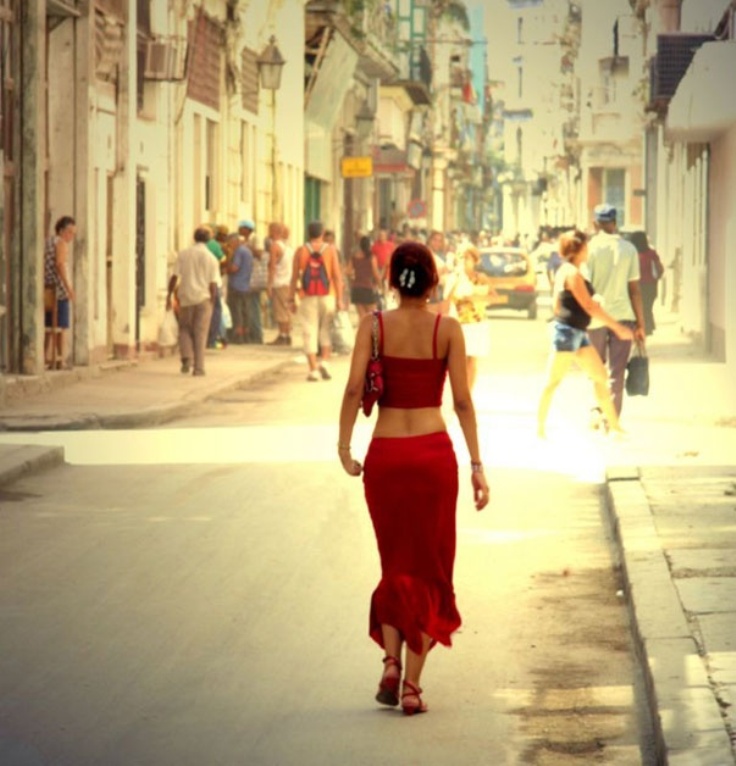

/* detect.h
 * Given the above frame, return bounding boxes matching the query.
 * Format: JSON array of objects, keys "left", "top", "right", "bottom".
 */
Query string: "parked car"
[{"left": 475, "top": 246, "right": 538, "bottom": 319}]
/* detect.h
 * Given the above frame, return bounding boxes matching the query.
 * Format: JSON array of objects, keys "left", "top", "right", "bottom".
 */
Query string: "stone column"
[
  {"left": 111, "top": 0, "right": 137, "bottom": 358},
  {"left": 73, "top": 1, "right": 93, "bottom": 365},
  {"left": 19, "top": 0, "right": 46, "bottom": 374}
]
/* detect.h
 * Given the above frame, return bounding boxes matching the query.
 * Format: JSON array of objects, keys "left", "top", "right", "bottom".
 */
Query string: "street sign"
[
  {"left": 407, "top": 199, "right": 427, "bottom": 219},
  {"left": 341, "top": 156, "right": 373, "bottom": 178}
]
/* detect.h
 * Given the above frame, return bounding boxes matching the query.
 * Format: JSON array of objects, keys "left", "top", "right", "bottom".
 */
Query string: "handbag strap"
[
  {"left": 632, "top": 339, "right": 647, "bottom": 358},
  {"left": 371, "top": 311, "right": 383, "bottom": 359}
]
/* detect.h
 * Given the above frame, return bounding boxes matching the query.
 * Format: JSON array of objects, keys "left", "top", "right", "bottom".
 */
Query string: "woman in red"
[{"left": 338, "top": 242, "right": 489, "bottom": 715}]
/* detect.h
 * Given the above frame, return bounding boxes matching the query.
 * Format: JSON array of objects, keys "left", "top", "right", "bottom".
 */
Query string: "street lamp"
[
  {"left": 257, "top": 36, "right": 286, "bottom": 221},
  {"left": 257, "top": 35, "right": 285, "bottom": 90}
]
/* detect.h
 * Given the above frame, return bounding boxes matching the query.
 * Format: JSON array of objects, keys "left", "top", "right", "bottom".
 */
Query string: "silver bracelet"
[{"left": 471, "top": 461, "right": 483, "bottom": 473}]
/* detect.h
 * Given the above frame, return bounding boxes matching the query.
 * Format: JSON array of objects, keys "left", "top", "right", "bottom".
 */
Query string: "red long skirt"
[{"left": 363, "top": 431, "right": 460, "bottom": 654}]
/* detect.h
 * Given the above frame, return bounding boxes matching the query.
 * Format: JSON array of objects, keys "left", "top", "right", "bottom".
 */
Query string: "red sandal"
[
  {"left": 401, "top": 680, "right": 428, "bottom": 716},
  {"left": 375, "top": 655, "right": 401, "bottom": 707}
]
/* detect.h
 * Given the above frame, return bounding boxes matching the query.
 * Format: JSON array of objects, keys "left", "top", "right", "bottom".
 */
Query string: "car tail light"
[{"left": 514, "top": 284, "right": 535, "bottom": 292}]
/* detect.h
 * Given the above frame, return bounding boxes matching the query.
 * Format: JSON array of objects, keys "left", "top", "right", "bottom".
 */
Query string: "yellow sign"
[{"left": 341, "top": 156, "right": 373, "bottom": 178}]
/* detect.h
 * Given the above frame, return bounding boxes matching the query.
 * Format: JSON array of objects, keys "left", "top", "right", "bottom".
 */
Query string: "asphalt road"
[{"left": 0, "top": 313, "right": 657, "bottom": 765}]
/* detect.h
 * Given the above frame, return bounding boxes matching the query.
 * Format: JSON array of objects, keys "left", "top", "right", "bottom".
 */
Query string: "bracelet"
[
  {"left": 470, "top": 461, "right": 483, "bottom": 473},
  {"left": 338, "top": 442, "right": 351, "bottom": 452}
]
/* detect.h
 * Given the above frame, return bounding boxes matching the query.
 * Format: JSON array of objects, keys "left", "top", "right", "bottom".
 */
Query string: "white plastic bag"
[
  {"left": 158, "top": 309, "right": 179, "bottom": 347},
  {"left": 331, "top": 310, "right": 355, "bottom": 354},
  {"left": 221, "top": 300, "right": 233, "bottom": 331}
]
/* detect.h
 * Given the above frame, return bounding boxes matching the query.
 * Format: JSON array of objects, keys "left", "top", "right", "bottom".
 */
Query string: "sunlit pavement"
[{"left": 0, "top": 308, "right": 735, "bottom": 764}]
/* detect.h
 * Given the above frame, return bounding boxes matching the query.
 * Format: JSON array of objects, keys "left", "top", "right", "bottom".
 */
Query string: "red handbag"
[{"left": 362, "top": 312, "right": 384, "bottom": 416}]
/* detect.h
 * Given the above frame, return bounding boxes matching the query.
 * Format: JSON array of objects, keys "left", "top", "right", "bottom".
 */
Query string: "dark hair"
[
  {"left": 307, "top": 221, "right": 324, "bottom": 240},
  {"left": 389, "top": 241, "right": 438, "bottom": 297},
  {"left": 628, "top": 230, "right": 650, "bottom": 253},
  {"left": 193, "top": 226, "right": 212, "bottom": 243},
  {"left": 559, "top": 228, "right": 588, "bottom": 260},
  {"left": 55, "top": 216, "right": 76, "bottom": 234},
  {"left": 359, "top": 235, "right": 371, "bottom": 258}
]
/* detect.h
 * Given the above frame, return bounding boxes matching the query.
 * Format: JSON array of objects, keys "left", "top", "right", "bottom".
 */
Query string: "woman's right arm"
[
  {"left": 446, "top": 319, "right": 489, "bottom": 511},
  {"left": 567, "top": 271, "right": 633, "bottom": 340}
]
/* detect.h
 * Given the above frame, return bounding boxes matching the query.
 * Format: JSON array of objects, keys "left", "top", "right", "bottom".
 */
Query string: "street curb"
[
  {"left": 605, "top": 469, "right": 735, "bottom": 765},
  {"left": 0, "top": 444, "right": 65, "bottom": 488},
  {"left": 0, "top": 357, "right": 296, "bottom": 432}
]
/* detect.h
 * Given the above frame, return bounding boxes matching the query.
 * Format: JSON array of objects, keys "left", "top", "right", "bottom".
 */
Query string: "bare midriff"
[{"left": 372, "top": 406, "right": 447, "bottom": 439}]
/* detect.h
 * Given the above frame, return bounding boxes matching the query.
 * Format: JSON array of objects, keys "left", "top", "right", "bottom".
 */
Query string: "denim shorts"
[
  {"left": 551, "top": 320, "right": 591, "bottom": 352},
  {"left": 44, "top": 298, "right": 70, "bottom": 329}
]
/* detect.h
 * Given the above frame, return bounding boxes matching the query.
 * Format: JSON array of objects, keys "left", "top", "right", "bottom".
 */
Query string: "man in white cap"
[{"left": 586, "top": 203, "right": 646, "bottom": 424}]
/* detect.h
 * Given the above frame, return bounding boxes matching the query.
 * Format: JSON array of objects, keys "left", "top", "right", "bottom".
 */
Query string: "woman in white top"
[{"left": 443, "top": 247, "right": 496, "bottom": 391}]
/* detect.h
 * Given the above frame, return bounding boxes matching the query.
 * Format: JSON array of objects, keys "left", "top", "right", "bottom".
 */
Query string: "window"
[
  {"left": 192, "top": 115, "right": 220, "bottom": 219},
  {"left": 137, "top": 0, "right": 151, "bottom": 36},
  {"left": 516, "top": 127, "right": 523, "bottom": 166},
  {"left": 603, "top": 168, "right": 626, "bottom": 226},
  {"left": 517, "top": 63, "right": 523, "bottom": 99},
  {"left": 205, "top": 119, "right": 218, "bottom": 215},
  {"left": 598, "top": 57, "right": 629, "bottom": 107},
  {"left": 241, "top": 47, "right": 259, "bottom": 114}
]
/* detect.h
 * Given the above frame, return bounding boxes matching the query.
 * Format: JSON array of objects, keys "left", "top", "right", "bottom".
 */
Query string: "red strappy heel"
[
  {"left": 375, "top": 655, "right": 402, "bottom": 707},
  {"left": 401, "top": 680, "right": 428, "bottom": 716}
]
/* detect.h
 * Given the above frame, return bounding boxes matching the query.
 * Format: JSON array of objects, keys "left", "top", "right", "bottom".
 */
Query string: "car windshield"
[{"left": 478, "top": 251, "right": 529, "bottom": 277}]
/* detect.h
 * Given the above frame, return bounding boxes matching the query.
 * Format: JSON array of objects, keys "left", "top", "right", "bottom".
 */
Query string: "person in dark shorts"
[
  {"left": 44, "top": 216, "right": 76, "bottom": 370},
  {"left": 346, "top": 235, "right": 381, "bottom": 320}
]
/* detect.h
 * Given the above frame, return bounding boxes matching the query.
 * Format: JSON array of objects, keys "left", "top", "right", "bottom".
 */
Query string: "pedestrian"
[
  {"left": 166, "top": 226, "right": 219, "bottom": 376},
  {"left": 204, "top": 226, "right": 225, "bottom": 349},
  {"left": 226, "top": 220, "right": 255, "bottom": 344},
  {"left": 628, "top": 230, "right": 664, "bottom": 336},
  {"left": 247, "top": 228, "right": 269, "bottom": 344},
  {"left": 586, "top": 203, "right": 646, "bottom": 423},
  {"left": 266, "top": 222, "right": 293, "bottom": 346},
  {"left": 288, "top": 221, "right": 344, "bottom": 382},
  {"left": 371, "top": 226, "right": 395, "bottom": 298},
  {"left": 44, "top": 215, "right": 76, "bottom": 370},
  {"left": 426, "top": 229, "right": 450, "bottom": 314},
  {"left": 443, "top": 245, "right": 496, "bottom": 391},
  {"left": 337, "top": 241, "right": 489, "bottom": 716},
  {"left": 536, "top": 229, "right": 633, "bottom": 439},
  {"left": 346, "top": 235, "right": 381, "bottom": 320}
]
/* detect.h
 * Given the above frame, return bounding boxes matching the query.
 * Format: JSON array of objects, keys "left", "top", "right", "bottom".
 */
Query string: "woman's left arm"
[
  {"left": 338, "top": 314, "right": 373, "bottom": 476},
  {"left": 370, "top": 255, "right": 381, "bottom": 285}
]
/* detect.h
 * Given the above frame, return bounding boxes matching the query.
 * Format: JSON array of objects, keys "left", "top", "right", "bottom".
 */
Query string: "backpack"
[{"left": 301, "top": 243, "right": 330, "bottom": 296}]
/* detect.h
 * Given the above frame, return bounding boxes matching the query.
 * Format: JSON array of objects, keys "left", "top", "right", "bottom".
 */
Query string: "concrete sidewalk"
[
  {"left": 0, "top": 331, "right": 301, "bottom": 432},
  {"left": 0, "top": 312, "right": 735, "bottom": 764}
]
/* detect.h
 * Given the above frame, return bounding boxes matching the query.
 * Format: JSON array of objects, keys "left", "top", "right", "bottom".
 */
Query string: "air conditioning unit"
[{"left": 143, "top": 36, "right": 188, "bottom": 81}]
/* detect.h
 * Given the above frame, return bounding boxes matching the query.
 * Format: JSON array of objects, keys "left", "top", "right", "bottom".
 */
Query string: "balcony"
[
  {"left": 648, "top": 33, "right": 714, "bottom": 114},
  {"left": 389, "top": 45, "right": 432, "bottom": 106},
  {"left": 305, "top": 0, "right": 398, "bottom": 85}
]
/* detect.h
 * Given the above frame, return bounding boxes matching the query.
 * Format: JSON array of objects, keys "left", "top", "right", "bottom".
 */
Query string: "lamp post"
[{"left": 257, "top": 35, "right": 285, "bottom": 223}]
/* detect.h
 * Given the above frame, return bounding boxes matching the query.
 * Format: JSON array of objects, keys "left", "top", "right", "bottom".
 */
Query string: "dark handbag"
[
  {"left": 362, "top": 312, "right": 384, "bottom": 416},
  {"left": 625, "top": 341, "right": 649, "bottom": 396}
]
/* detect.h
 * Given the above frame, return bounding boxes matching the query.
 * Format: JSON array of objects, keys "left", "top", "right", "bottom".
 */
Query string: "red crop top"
[{"left": 377, "top": 312, "right": 448, "bottom": 409}]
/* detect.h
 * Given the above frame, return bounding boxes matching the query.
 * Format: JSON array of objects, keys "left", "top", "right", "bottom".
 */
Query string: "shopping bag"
[
  {"left": 331, "top": 310, "right": 355, "bottom": 355},
  {"left": 625, "top": 342, "right": 649, "bottom": 396},
  {"left": 158, "top": 309, "right": 179, "bottom": 347},
  {"left": 221, "top": 301, "right": 233, "bottom": 331}
]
